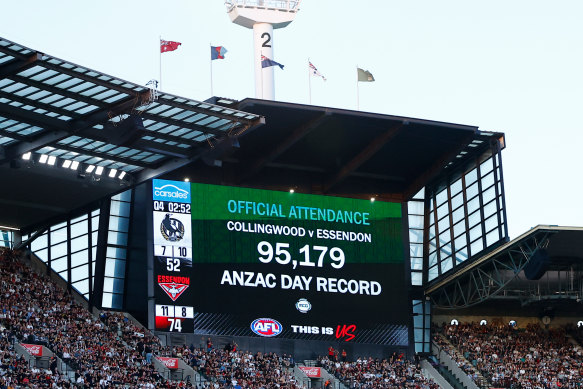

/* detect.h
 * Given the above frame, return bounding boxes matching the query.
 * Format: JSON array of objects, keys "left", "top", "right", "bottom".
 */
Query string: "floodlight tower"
[{"left": 226, "top": 0, "right": 301, "bottom": 100}]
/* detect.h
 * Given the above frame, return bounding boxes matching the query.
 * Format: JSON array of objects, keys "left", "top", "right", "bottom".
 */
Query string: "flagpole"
[
  {"left": 159, "top": 36, "right": 162, "bottom": 91},
  {"left": 356, "top": 66, "right": 360, "bottom": 110},
  {"left": 308, "top": 58, "right": 312, "bottom": 105},
  {"left": 210, "top": 43, "right": 214, "bottom": 97}
]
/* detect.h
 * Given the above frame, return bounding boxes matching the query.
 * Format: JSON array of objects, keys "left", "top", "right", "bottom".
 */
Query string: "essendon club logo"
[{"left": 158, "top": 275, "right": 190, "bottom": 301}]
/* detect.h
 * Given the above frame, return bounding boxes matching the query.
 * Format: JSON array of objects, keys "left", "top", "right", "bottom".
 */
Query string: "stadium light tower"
[{"left": 226, "top": 0, "right": 301, "bottom": 100}]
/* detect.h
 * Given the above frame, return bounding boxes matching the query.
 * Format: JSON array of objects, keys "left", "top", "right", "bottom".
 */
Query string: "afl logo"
[
  {"left": 250, "top": 318, "right": 283, "bottom": 337},
  {"left": 160, "top": 214, "right": 185, "bottom": 242},
  {"left": 295, "top": 298, "right": 311, "bottom": 313}
]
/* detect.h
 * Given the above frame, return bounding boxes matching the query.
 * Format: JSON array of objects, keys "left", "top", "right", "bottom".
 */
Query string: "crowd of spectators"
[
  {"left": 182, "top": 346, "right": 300, "bottom": 389},
  {"left": 0, "top": 248, "right": 188, "bottom": 388},
  {"left": 1, "top": 247, "right": 442, "bottom": 389},
  {"left": 0, "top": 323, "right": 73, "bottom": 388},
  {"left": 317, "top": 352, "right": 438, "bottom": 389},
  {"left": 438, "top": 321, "right": 583, "bottom": 388}
]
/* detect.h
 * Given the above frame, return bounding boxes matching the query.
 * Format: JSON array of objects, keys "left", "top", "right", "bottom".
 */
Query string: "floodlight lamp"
[
  {"left": 86, "top": 165, "right": 95, "bottom": 173},
  {"left": 47, "top": 156, "right": 56, "bottom": 166},
  {"left": 22, "top": 152, "right": 31, "bottom": 160},
  {"left": 95, "top": 166, "right": 104, "bottom": 175},
  {"left": 118, "top": 171, "right": 126, "bottom": 179},
  {"left": 109, "top": 168, "right": 117, "bottom": 178},
  {"left": 70, "top": 161, "right": 79, "bottom": 170},
  {"left": 62, "top": 160, "right": 72, "bottom": 169},
  {"left": 39, "top": 154, "right": 48, "bottom": 164}
]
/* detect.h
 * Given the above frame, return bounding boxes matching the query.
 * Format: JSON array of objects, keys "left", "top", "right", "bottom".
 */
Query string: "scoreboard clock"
[
  {"left": 150, "top": 179, "right": 409, "bottom": 346},
  {"left": 152, "top": 179, "right": 194, "bottom": 333}
]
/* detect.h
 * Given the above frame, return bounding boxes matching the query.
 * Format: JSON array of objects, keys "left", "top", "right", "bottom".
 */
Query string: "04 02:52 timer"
[{"left": 153, "top": 201, "right": 191, "bottom": 214}]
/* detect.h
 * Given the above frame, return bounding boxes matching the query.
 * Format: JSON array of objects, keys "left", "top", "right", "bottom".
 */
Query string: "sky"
[{"left": 1, "top": 0, "right": 582, "bottom": 239}]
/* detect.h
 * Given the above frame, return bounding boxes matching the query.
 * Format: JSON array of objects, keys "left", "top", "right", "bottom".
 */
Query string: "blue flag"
[
  {"left": 261, "top": 55, "right": 284, "bottom": 69},
  {"left": 211, "top": 46, "right": 227, "bottom": 60}
]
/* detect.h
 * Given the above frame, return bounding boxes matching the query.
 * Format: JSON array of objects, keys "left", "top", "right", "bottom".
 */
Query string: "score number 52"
[{"left": 257, "top": 241, "right": 345, "bottom": 269}]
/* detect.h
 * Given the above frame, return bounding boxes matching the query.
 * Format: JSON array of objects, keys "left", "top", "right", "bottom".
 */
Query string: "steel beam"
[
  {"left": 323, "top": 123, "right": 403, "bottom": 193},
  {"left": 238, "top": 113, "right": 329, "bottom": 184}
]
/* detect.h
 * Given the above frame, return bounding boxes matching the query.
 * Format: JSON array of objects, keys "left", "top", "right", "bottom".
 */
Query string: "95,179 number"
[{"left": 257, "top": 241, "right": 345, "bottom": 269}]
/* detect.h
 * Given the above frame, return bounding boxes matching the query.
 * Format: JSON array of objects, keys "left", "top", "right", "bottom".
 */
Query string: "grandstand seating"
[
  {"left": 0, "top": 249, "right": 186, "bottom": 388},
  {"left": 0, "top": 248, "right": 444, "bottom": 389},
  {"left": 317, "top": 354, "right": 439, "bottom": 389},
  {"left": 436, "top": 321, "right": 583, "bottom": 388}
]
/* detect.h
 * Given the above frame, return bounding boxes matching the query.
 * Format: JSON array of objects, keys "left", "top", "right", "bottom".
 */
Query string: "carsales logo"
[
  {"left": 152, "top": 179, "right": 190, "bottom": 203},
  {"left": 250, "top": 318, "right": 283, "bottom": 337}
]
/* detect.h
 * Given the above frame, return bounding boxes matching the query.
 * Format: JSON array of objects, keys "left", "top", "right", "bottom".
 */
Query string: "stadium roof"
[
  {"left": 427, "top": 225, "right": 583, "bottom": 309},
  {"left": 0, "top": 37, "right": 264, "bottom": 229},
  {"left": 0, "top": 36, "right": 505, "bottom": 232},
  {"left": 164, "top": 97, "right": 505, "bottom": 201}
]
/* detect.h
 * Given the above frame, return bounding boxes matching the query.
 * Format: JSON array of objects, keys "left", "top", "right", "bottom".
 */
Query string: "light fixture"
[
  {"left": 62, "top": 160, "right": 72, "bottom": 169},
  {"left": 118, "top": 171, "right": 126, "bottom": 179},
  {"left": 86, "top": 165, "right": 95, "bottom": 173},
  {"left": 109, "top": 168, "right": 117, "bottom": 178},
  {"left": 39, "top": 154, "right": 48, "bottom": 164},
  {"left": 47, "top": 156, "right": 56, "bottom": 166},
  {"left": 22, "top": 152, "right": 31, "bottom": 160},
  {"left": 184, "top": 178, "right": 190, "bottom": 182},
  {"left": 95, "top": 166, "right": 104, "bottom": 175},
  {"left": 70, "top": 161, "right": 79, "bottom": 170},
  {"left": 370, "top": 197, "right": 375, "bottom": 202},
  {"left": 289, "top": 189, "right": 294, "bottom": 193}
]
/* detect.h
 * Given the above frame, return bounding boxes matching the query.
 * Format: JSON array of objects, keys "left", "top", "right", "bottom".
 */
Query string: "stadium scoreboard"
[{"left": 151, "top": 179, "right": 409, "bottom": 345}]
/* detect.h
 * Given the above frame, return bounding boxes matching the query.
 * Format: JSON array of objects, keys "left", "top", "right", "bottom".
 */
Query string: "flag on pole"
[
  {"left": 261, "top": 55, "right": 284, "bottom": 69},
  {"left": 309, "top": 61, "right": 326, "bottom": 81},
  {"left": 357, "top": 68, "right": 375, "bottom": 82},
  {"left": 160, "top": 40, "right": 182, "bottom": 53},
  {"left": 211, "top": 46, "right": 228, "bottom": 60}
]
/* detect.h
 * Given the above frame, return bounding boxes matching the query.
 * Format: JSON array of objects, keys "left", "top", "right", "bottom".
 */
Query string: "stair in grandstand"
[
  {"left": 13, "top": 339, "right": 76, "bottom": 382},
  {"left": 426, "top": 356, "right": 464, "bottom": 389},
  {"left": 299, "top": 360, "right": 348, "bottom": 389},
  {"left": 433, "top": 335, "right": 492, "bottom": 389},
  {"left": 298, "top": 359, "right": 348, "bottom": 389}
]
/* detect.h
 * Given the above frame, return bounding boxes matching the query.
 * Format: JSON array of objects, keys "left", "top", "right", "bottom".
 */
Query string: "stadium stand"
[
  {"left": 0, "top": 248, "right": 188, "bottom": 388},
  {"left": 317, "top": 353, "right": 439, "bottom": 388},
  {"left": 436, "top": 321, "right": 583, "bottom": 388},
  {"left": 0, "top": 247, "right": 446, "bottom": 389}
]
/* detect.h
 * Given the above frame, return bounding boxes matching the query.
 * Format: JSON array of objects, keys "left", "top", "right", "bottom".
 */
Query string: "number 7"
[{"left": 313, "top": 246, "right": 328, "bottom": 267}]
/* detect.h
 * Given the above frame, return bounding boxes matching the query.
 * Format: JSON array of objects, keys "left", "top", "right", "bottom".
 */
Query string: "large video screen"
[{"left": 152, "top": 180, "right": 409, "bottom": 345}]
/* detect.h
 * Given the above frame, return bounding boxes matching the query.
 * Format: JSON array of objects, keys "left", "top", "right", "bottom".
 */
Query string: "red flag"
[{"left": 160, "top": 40, "right": 181, "bottom": 53}]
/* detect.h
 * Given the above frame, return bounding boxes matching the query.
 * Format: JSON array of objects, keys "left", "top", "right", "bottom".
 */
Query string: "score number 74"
[{"left": 257, "top": 241, "right": 345, "bottom": 269}]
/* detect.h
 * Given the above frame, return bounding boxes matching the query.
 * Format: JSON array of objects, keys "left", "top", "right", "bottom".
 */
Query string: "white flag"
[{"left": 309, "top": 61, "right": 326, "bottom": 81}]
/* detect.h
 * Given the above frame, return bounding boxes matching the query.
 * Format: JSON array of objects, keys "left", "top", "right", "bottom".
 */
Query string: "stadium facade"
[{"left": 1, "top": 35, "right": 540, "bottom": 362}]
